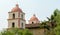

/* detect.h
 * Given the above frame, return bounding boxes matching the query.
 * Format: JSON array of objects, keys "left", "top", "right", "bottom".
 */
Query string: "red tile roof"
[
  {"left": 29, "top": 14, "right": 39, "bottom": 22},
  {"left": 25, "top": 23, "right": 41, "bottom": 28},
  {"left": 11, "top": 4, "right": 22, "bottom": 12}
]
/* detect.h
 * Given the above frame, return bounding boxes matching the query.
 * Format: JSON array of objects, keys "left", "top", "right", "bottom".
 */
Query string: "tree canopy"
[
  {"left": 0, "top": 28, "right": 33, "bottom": 35},
  {"left": 47, "top": 9, "right": 60, "bottom": 35}
]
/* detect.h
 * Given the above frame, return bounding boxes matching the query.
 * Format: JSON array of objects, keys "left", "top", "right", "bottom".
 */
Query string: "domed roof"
[
  {"left": 29, "top": 14, "right": 39, "bottom": 21},
  {"left": 11, "top": 4, "right": 22, "bottom": 12}
]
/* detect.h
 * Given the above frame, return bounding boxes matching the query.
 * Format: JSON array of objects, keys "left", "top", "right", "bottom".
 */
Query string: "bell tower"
[{"left": 8, "top": 4, "right": 26, "bottom": 29}]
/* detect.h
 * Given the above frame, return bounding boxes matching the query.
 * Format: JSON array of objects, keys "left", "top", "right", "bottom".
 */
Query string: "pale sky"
[{"left": 0, "top": 0, "right": 60, "bottom": 31}]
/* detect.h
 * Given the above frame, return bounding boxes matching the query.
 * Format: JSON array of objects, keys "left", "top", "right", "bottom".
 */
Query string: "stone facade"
[{"left": 29, "top": 29, "right": 44, "bottom": 35}]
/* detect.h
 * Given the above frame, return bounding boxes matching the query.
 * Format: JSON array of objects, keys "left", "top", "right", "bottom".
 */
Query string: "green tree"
[
  {"left": 54, "top": 9, "right": 60, "bottom": 35},
  {"left": 0, "top": 28, "right": 33, "bottom": 35},
  {"left": 46, "top": 9, "right": 59, "bottom": 35},
  {"left": 48, "top": 9, "right": 60, "bottom": 35}
]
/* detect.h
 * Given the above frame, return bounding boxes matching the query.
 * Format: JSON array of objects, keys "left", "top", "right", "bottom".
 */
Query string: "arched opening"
[
  {"left": 13, "top": 14, "right": 15, "bottom": 19},
  {"left": 21, "top": 14, "right": 23, "bottom": 19},
  {"left": 12, "top": 22, "right": 15, "bottom": 28},
  {"left": 22, "top": 23, "right": 23, "bottom": 28},
  {"left": 32, "top": 22, "right": 34, "bottom": 24}
]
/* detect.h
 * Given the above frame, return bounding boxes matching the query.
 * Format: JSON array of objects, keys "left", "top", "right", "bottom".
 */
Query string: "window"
[
  {"left": 32, "top": 22, "right": 34, "bottom": 24},
  {"left": 13, "top": 14, "right": 15, "bottom": 19},
  {"left": 12, "top": 22, "right": 15, "bottom": 28},
  {"left": 22, "top": 23, "right": 23, "bottom": 28},
  {"left": 21, "top": 14, "right": 23, "bottom": 19}
]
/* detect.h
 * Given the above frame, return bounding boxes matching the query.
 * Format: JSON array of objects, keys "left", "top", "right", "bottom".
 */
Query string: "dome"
[
  {"left": 11, "top": 4, "right": 22, "bottom": 12},
  {"left": 29, "top": 14, "right": 39, "bottom": 21}
]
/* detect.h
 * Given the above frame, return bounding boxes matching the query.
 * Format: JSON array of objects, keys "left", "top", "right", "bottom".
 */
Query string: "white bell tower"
[{"left": 8, "top": 4, "right": 26, "bottom": 29}]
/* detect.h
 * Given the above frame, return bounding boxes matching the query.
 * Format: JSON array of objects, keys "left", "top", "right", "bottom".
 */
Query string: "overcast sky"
[{"left": 0, "top": 0, "right": 60, "bottom": 31}]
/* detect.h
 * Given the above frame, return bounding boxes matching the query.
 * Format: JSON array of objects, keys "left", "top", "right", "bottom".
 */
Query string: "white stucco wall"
[
  {"left": 8, "top": 12, "right": 26, "bottom": 29},
  {"left": 20, "top": 20, "right": 26, "bottom": 29},
  {"left": 20, "top": 12, "right": 25, "bottom": 19}
]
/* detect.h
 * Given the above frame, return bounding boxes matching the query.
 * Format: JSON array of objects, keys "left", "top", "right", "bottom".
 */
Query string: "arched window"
[
  {"left": 32, "top": 22, "right": 34, "bottom": 24},
  {"left": 21, "top": 14, "right": 23, "bottom": 19},
  {"left": 13, "top": 14, "right": 15, "bottom": 19},
  {"left": 12, "top": 22, "right": 15, "bottom": 28},
  {"left": 22, "top": 23, "right": 23, "bottom": 28}
]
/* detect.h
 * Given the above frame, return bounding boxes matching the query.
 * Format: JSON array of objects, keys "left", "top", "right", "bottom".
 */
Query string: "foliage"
[
  {"left": 40, "top": 21, "right": 50, "bottom": 30},
  {"left": 47, "top": 9, "right": 60, "bottom": 35},
  {"left": 47, "top": 9, "right": 58, "bottom": 28},
  {"left": 0, "top": 28, "right": 33, "bottom": 35},
  {"left": 53, "top": 9, "right": 60, "bottom": 35},
  {"left": 39, "top": 9, "right": 60, "bottom": 35}
]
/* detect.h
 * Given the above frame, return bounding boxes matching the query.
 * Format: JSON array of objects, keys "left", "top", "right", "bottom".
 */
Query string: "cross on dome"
[
  {"left": 33, "top": 14, "right": 36, "bottom": 16},
  {"left": 16, "top": 4, "right": 19, "bottom": 7}
]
